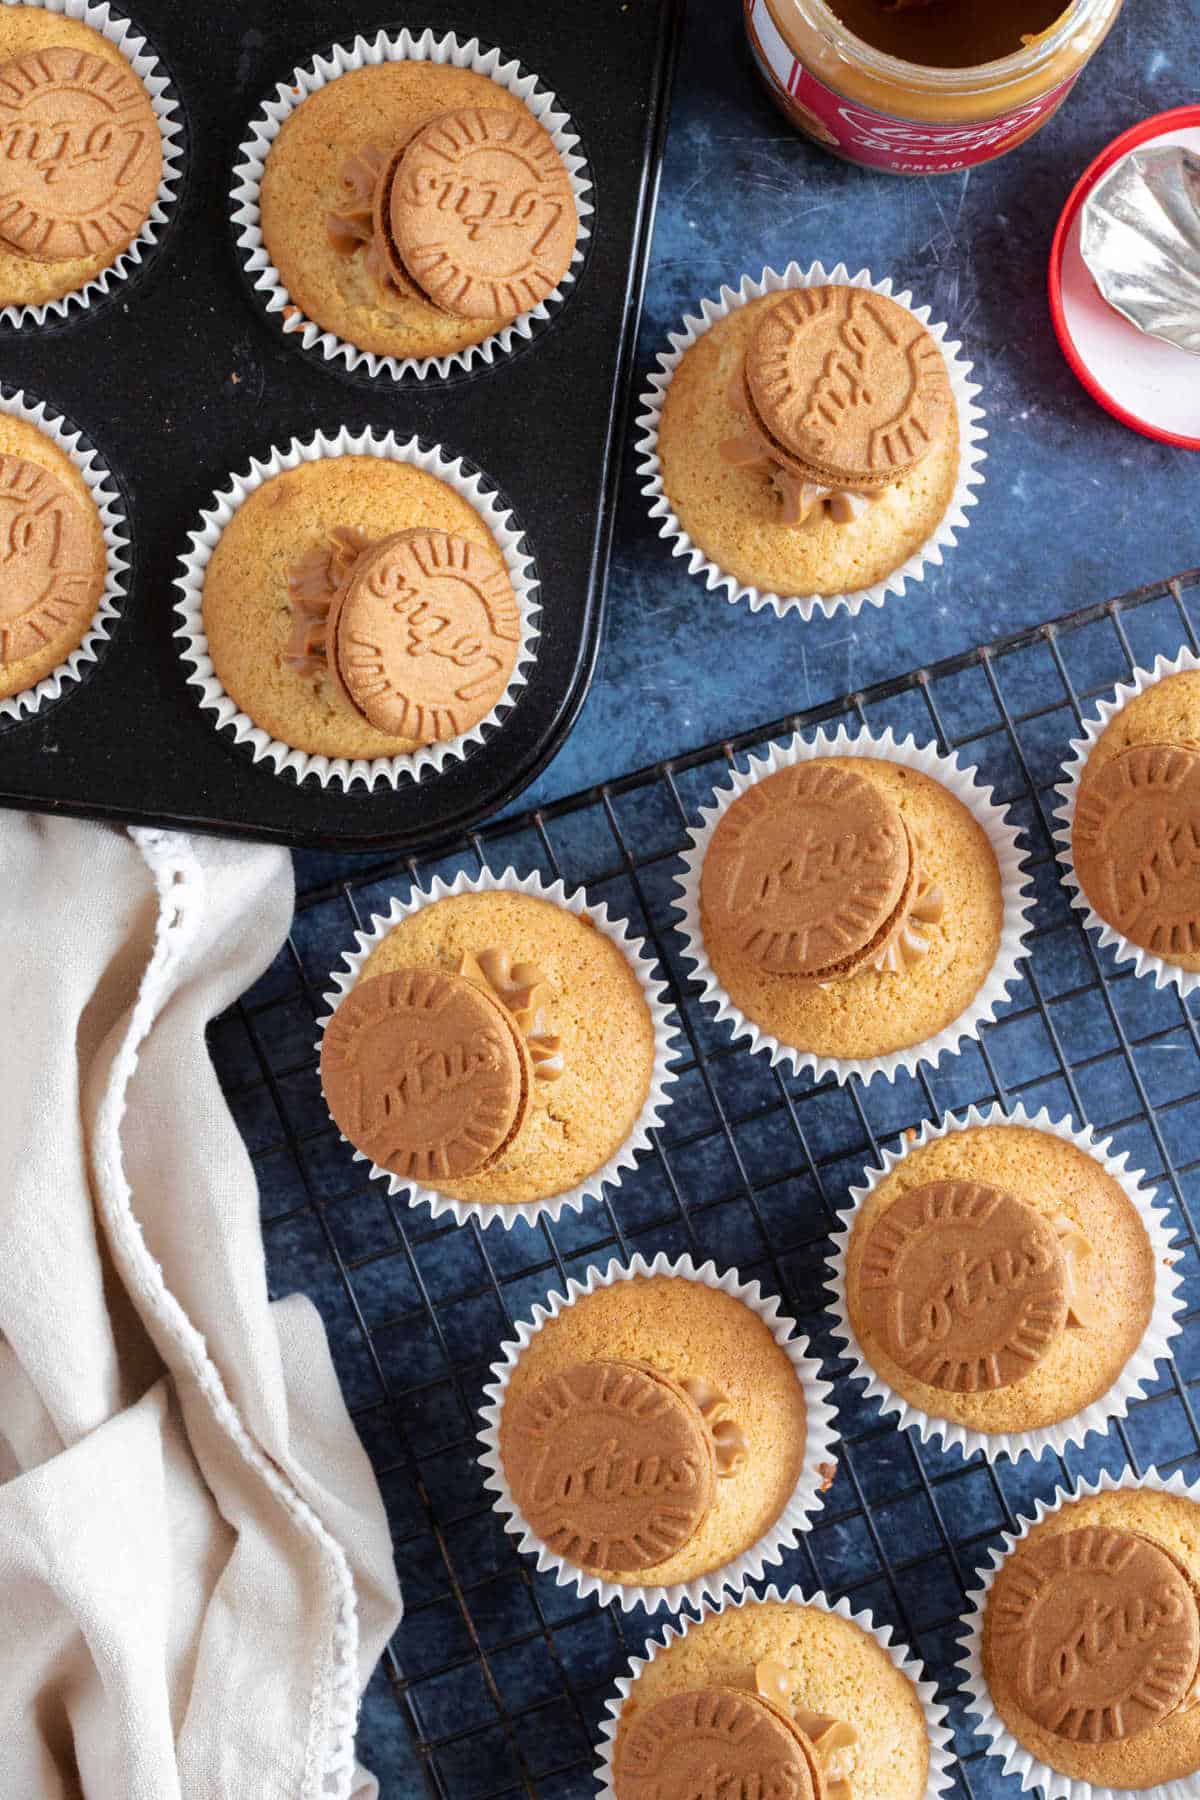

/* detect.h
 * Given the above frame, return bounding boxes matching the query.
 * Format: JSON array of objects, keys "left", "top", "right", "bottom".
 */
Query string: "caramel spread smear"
[
  {"left": 284, "top": 526, "right": 371, "bottom": 671},
  {"left": 326, "top": 144, "right": 405, "bottom": 295},
  {"left": 721, "top": 365, "right": 880, "bottom": 530},
  {"left": 678, "top": 1371, "right": 749, "bottom": 1477},
  {"left": 756, "top": 1660, "right": 858, "bottom": 1798},
  {"left": 458, "top": 948, "right": 565, "bottom": 1081}
]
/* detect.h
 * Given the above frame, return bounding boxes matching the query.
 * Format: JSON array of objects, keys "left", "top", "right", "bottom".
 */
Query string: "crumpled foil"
[{"left": 1081, "top": 143, "right": 1200, "bottom": 356}]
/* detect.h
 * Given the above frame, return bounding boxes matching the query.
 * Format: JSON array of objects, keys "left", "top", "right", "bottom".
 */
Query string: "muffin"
[
  {"left": 320, "top": 877, "right": 674, "bottom": 1222},
  {"left": 1059, "top": 653, "right": 1200, "bottom": 988},
  {"left": 834, "top": 1111, "right": 1179, "bottom": 1459},
  {"left": 482, "top": 1261, "right": 834, "bottom": 1606},
  {"left": 603, "top": 1592, "right": 945, "bottom": 1800},
  {"left": 0, "top": 407, "right": 109, "bottom": 707},
  {"left": 968, "top": 1480, "right": 1200, "bottom": 1795},
  {"left": 255, "top": 52, "right": 580, "bottom": 365},
  {"left": 679, "top": 734, "right": 1029, "bottom": 1079},
  {"left": 189, "top": 441, "right": 534, "bottom": 774},
  {"left": 0, "top": 6, "right": 165, "bottom": 310},
  {"left": 641, "top": 267, "right": 985, "bottom": 615}
]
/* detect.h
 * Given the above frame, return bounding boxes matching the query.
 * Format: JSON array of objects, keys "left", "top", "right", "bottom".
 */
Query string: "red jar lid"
[{"left": 1049, "top": 105, "right": 1200, "bottom": 451}]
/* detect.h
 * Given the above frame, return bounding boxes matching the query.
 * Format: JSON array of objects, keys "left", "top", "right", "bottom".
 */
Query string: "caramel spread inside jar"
[
  {"left": 746, "top": 0, "right": 1123, "bottom": 172},
  {"left": 826, "top": 1, "right": 1069, "bottom": 68}
]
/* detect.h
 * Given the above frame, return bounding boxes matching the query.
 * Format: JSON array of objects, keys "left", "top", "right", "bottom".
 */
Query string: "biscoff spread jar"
[{"left": 745, "top": 0, "right": 1124, "bottom": 174}]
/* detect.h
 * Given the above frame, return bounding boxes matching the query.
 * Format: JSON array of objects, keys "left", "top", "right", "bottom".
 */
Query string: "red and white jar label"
[{"left": 745, "top": 0, "right": 1078, "bottom": 173}]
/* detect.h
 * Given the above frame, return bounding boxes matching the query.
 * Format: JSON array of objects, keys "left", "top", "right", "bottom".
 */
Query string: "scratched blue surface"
[{"left": 515, "top": 0, "right": 1200, "bottom": 812}]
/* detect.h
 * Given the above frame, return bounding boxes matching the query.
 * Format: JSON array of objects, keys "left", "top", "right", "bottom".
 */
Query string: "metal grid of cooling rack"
[{"left": 209, "top": 570, "right": 1200, "bottom": 1800}]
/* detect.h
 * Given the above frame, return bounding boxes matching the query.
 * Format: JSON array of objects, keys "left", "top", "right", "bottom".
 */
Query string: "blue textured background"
[{"left": 515, "top": 0, "right": 1200, "bottom": 813}]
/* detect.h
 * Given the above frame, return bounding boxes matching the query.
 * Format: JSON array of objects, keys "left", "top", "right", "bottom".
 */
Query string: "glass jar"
[{"left": 744, "top": 0, "right": 1125, "bottom": 175}]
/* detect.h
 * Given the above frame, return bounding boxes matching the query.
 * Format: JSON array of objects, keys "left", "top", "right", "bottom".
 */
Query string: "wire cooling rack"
[{"left": 209, "top": 570, "right": 1200, "bottom": 1800}]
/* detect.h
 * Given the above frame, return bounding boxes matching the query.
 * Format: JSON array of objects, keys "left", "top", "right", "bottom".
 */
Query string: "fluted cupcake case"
[
  {"left": 636, "top": 260, "right": 988, "bottom": 621},
  {"left": 478, "top": 1253, "right": 838, "bottom": 1613},
  {"left": 0, "top": 388, "right": 128, "bottom": 722},
  {"left": 1054, "top": 645, "right": 1200, "bottom": 995},
  {"left": 827, "top": 1102, "right": 1185, "bottom": 1463},
  {"left": 595, "top": 1582, "right": 957, "bottom": 1796},
  {"left": 173, "top": 427, "right": 540, "bottom": 791},
  {"left": 957, "top": 1466, "right": 1200, "bottom": 1800},
  {"left": 316, "top": 868, "right": 679, "bottom": 1230},
  {"left": 673, "top": 724, "right": 1034, "bottom": 1085},
  {"left": 231, "top": 28, "right": 593, "bottom": 382},
  {"left": 0, "top": 0, "right": 184, "bottom": 328}
]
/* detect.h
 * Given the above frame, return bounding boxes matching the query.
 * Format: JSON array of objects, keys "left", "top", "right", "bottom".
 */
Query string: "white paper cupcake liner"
[
  {"left": 317, "top": 868, "right": 679, "bottom": 1229},
  {"left": 636, "top": 260, "right": 988, "bottom": 621},
  {"left": 595, "top": 1582, "right": 956, "bottom": 1795},
  {"left": 173, "top": 427, "right": 539, "bottom": 791},
  {"left": 0, "top": 386, "right": 128, "bottom": 722},
  {"left": 477, "top": 1252, "right": 839, "bottom": 1612},
  {"left": 673, "top": 724, "right": 1033, "bottom": 1085},
  {"left": 958, "top": 1465, "right": 1200, "bottom": 1800},
  {"left": 0, "top": 0, "right": 183, "bottom": 329},
  {"left": 231, "top": 28, "right": 593, "bottom": 383},
  {"left": 827, "top": 1102, "right": 1185, "bottom": 1464},
  {"left": 1054, "top": 646, "right": 1200, "bottom": 995}
]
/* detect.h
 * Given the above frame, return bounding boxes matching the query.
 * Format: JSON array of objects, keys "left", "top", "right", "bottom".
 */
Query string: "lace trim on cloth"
[{"left": 95, "top": 828, "right": 363, "bottom": 1800}]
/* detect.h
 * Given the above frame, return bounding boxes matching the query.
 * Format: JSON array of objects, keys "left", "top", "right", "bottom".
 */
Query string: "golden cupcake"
[
  {"left": 692, "top": 751, "right": 1008, "bottom": 1064},
  {"left": 0, "top": 8, "right": 163, "bottom": 309},
  {"left": 1068, "top": 664, "right": 1200, "bottom": 976},
  {"left": 654, "top": 280, "right": 965, "bottom": 602},
  {"left": 839, "top": 1119, "right": 1166, "bottom": 1448},
  {"left": 0, "top": 411, "right": 107, "bottom": 703},
  {"left": 607, "top": 1596, "right": 936, "bottom": 1800},
  {"left": 197, "top": 451, "right": 528, "bottom": 764},
  {"left": 258, "top": 58, "right": 579, "bottom": 362},
  {"left": 975, "top": 1484, "right": 1200, "bottom": 1792},
  {"left": 320, "top": 886, "right": 661, "bottom": 1210},
  {"left": 492, "top": 1272, "right": 821, "bottom": 1594}
]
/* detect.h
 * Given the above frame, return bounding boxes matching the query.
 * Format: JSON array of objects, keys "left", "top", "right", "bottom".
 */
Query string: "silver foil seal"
[{"left": 1081, "top": 144, "right": 1200, "bottom": 357}]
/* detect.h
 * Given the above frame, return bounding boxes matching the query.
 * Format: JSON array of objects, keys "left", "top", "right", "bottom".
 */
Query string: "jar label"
[{"left": 745, "top": 0, "right": 1079, "bottom": 173}]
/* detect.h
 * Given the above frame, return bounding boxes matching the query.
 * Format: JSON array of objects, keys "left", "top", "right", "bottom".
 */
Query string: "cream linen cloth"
[{"left": 0, "top": 815, "right": 402, "bottom": 1800}]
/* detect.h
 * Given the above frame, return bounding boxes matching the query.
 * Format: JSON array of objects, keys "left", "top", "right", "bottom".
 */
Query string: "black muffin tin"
[{"left": 0, "top": 0, "right": 682, "bottom": 850}]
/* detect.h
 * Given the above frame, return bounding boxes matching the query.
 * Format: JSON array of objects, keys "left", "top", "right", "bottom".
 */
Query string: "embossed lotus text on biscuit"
[
  {"left": 391, "top": 107, "right": 576, "bottom": 320},
  {"left": 0, "top": 47, "right": 161, "bottom": 262},
  {"left": 744, "top": 285, "right": 952, "bottom": 482},
  {"left": 320, "top": 970, "right": 527, "bottom": 1183},
  {"left": 0, "top": 117, "right": 127, "bottom": 185},
  {"left": 506, "top": 1361, "right": 717, "bottom": 1571},
  {"left": 729, "top": 823, "right": 900, "bottom": 915},
  {"left": 0, "top": 454, "right": 95, "bottom": 667},
  {"left": 363, "top": 555, "right": 506, "bottom": 695},
  {"left": 859, "top": 1181, "right": 1070, "bottom": 1393},
  {"left": 331, "top": 530, "right": 522, "bottom": 744},
  {"left": 1037, "top": 1584, "right": 1189, "bottom": 1695},
  {"left": 529, "top": 1438, "right": 701, "bottom": 1506},
  {"left": 990, "top": 1525, "right": 1200, "bottom": 1744},
  {"left": 889, "top": 1237, "right": 1058, "bottom": 1360},
  {"left": 357, "top": 1026, "right": 507, "bottom": 1128},
  {"left": 404, "top": 163, "right": 564, "bottom": 257},
  {"left": 701, "top": 762, "right": 912, "bottom": 978},
  {"left": 791, "top": 294, "right": 945, "bottom": 471},
  {"left": 1110, "top": 808, "right": 1200, "bottom": 933},
  {"left": 617, "top": 1688, "right": 818, "bottom": 1800},
  {"left": 1074, "top": 745, "right": 1200, "bottom": 956}
]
